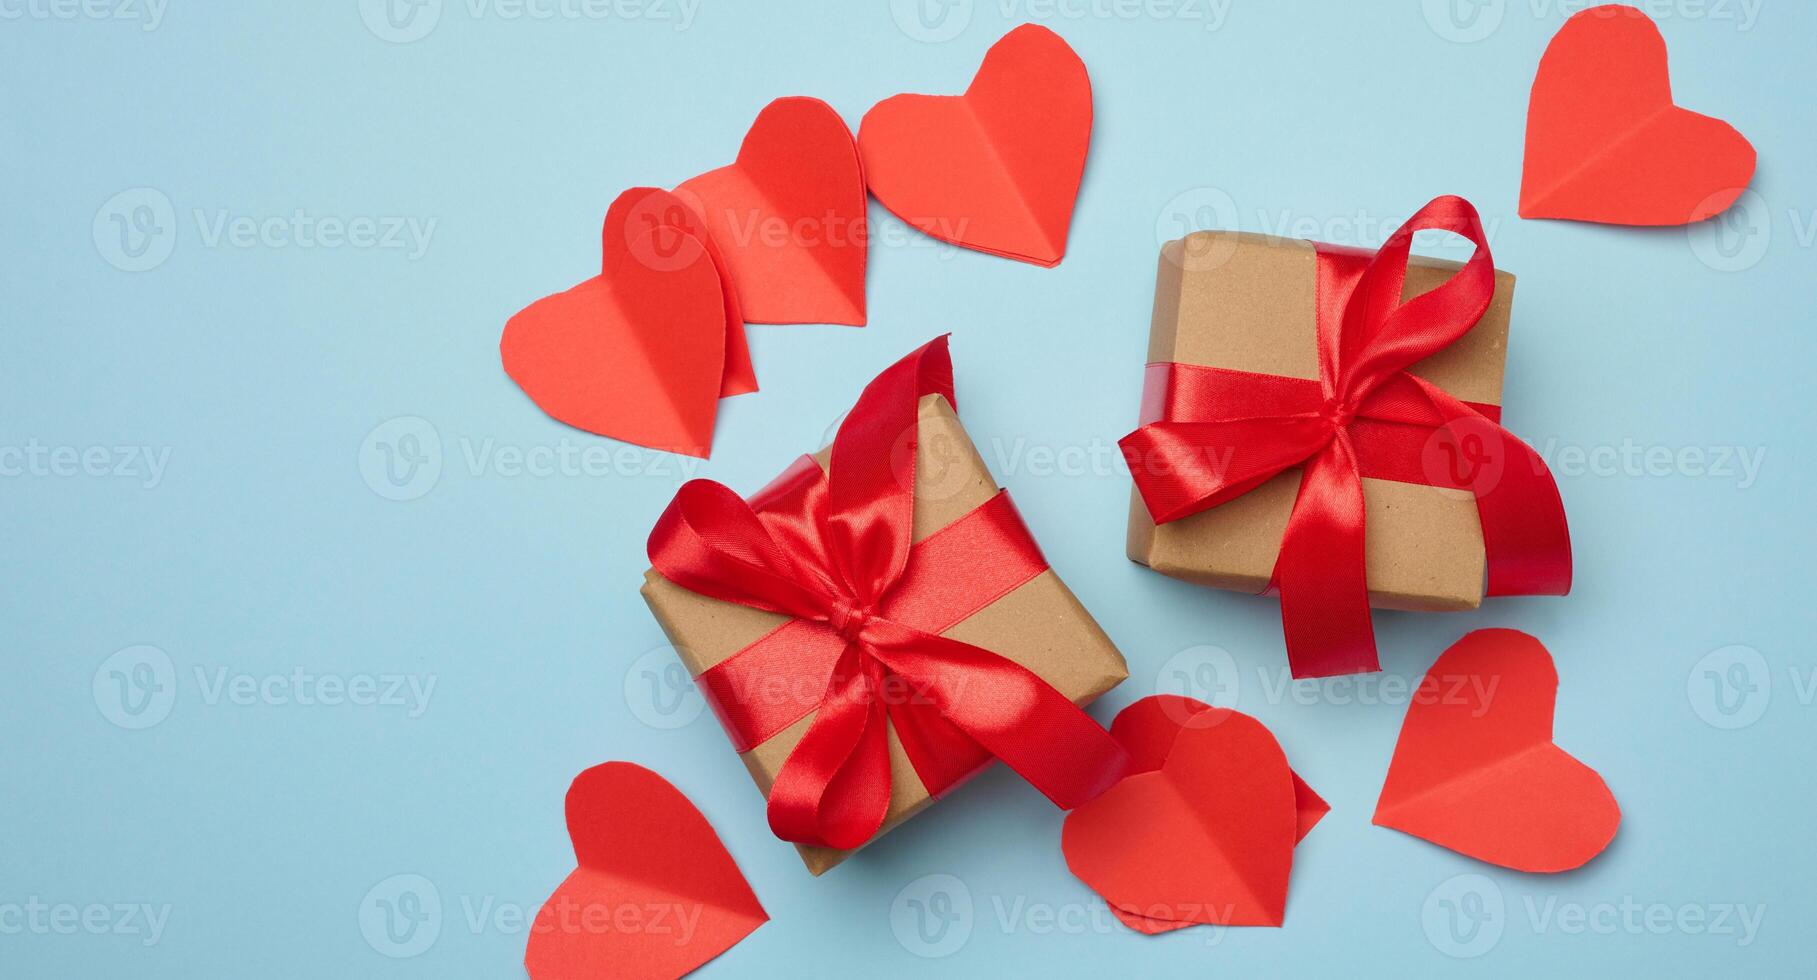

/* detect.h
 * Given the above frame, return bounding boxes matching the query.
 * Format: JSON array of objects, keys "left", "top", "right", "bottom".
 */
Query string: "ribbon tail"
[
  {"left": 1398, "top": 376, "right": 1574, "bottom": 599},
  {"left": 1477, "top": 427, "right": 1573, "bottom": 597},
  {"left": 866, "top": 621, "right": 1128, "bottom": 810},
  {"left": 885, "top": 690, "right": 992, "bottom": 800},
  {"left": 1273, "top": 436, "right": 1379, "bottom": 677},
  {"left": 766, "top": 646, "right": 893, "bottom": 851}
]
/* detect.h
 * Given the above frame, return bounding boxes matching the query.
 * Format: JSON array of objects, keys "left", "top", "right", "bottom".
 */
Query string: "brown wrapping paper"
[
  {"left": 643, "top": 393, "right": 1128, "bottom": 875},
  {"left": 1127, "top": 231, "right": 1517, "bottom": 612}
]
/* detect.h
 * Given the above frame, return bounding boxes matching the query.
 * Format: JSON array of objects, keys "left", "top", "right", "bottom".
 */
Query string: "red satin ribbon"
[
  {"left": 1120, "top": 196, "right": 1572, "bottom": 678},
  {"left": 650, "top": 337, "right": 1129, "bottom": 851}
]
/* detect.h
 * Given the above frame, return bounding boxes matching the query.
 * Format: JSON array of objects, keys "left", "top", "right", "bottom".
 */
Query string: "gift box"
[
  {"left": 643, "top": 338, "right": 1128, "bottom": 874},
  {"left": 1129, "top": 232, "right": 1512, "bottom": 610},
  {"left": 1120, "top": 196, "right": 1571, "bottom": 678}
]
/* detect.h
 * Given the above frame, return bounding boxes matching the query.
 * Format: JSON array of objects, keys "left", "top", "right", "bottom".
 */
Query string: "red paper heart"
[
  {"left": 525, "top": 763, "right": 767, "bottom": 980},
  {"left": 1088, "top": 696, "right": 1326, "bottom": 933},
  {"left": 1520, "top": 5, "right": 1755, "bottom": 225},
  {"left": 1110, "top": 695, "right": 1329, "bottom": 842},
  {"left": 501, "top": 204, "right": 726, "bottom": 457},
  {"left": 601, "top": 187, "right": 756, "bottom": 397},
  {"left": 676, "top": 96, "right": 867, "bottom": 326},
  {"left": 1374, "top": 629, "right": 1620, "bottom": 872},
  {"left": 858, "top": 24, "right": 1092, "bottom": 266},
  {"left": 1063, "top": 705, "right": 1298, "bottom": 928}
]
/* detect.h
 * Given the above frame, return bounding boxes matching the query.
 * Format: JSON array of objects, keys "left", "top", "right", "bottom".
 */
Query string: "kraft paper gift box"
[
  {"left": 644, "top": 393, "right": 1128, "bottom": 874},
  {"left": 1127, "top": 230, "right": 1517, "bottom": 612}
]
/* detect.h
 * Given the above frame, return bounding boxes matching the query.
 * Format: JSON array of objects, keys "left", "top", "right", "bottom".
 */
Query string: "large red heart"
[
  {"left": 1374, "top": 629, "right": 1620, "bottom": 872},
  {"left": 1520, "top": 6, "right": 1755, "bottom": 225},
  {"left": 601, "top": 187, "right": 756, "bottom": 397},
  {"left": 1063, "top": 705, "right": 1298, "bottom": 928},
  {"left": 1110, "top": 696, "right": 1329, "bottom": 842},
  {"left": 501, "top": 195, "right": 726, "bottom": 457},
  {"left": 1091, "top": 696, "right": 1327, "bottom": 934},
  {"left": 525, "top": 763, "right": 767, "bottom": 980},
  {"left": 676, "top": 96, "right": 867, "bottom": 326},
  {"left": 858, "top": 24, "right": 1092, "bottom": 267}
]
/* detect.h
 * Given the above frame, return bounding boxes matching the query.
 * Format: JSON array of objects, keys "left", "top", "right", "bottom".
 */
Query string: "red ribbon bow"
[
  {"left": 650, "top": 337, "right": 1128, "bottom": 850},
  {"left": 1120, "top": 196, "right": 1572, "bottom": 678}
]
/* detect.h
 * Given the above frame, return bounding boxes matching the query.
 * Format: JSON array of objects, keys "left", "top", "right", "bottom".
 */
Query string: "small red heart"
[
  {"left": 1063, "top": 705, "right": 1298, "bottom": 928},
  {"left": 525, "top": 763, "right": 767, "bottom": 980},
  {"left": 676, "top": 97, "right": 867, "bottom": 326},
  {"left": 858, "top": 24, "right": 1092, "bottom": 267},
  {"left": 1520, "top": 5, "right": 1755, "bottom": 225},
  {"left": 501, "top": 200, "right": 726, "bottom": 457},
  {"left": 601, "top": 187, "right": 756, "bottom": 397},
  {"left": 1374, "top": 629, "right": 1620, "bottom": 872}
]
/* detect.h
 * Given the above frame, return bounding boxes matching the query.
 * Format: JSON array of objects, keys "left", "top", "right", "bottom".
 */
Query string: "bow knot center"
[
  {"left": 1319, "top": 396, "right": 1357, "bottom": 431},
  {"left": 828, "top": 597, "right": 877, "bottom": 642}
]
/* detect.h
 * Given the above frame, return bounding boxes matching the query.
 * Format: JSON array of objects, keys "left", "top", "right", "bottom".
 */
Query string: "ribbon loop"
[
  {"left": 1122, "top": 196, "right": 1571, "bottom": 679},
  {"left": 650, "top": 479, "right": 837, "bottom": 623},
  {"left": 1334, "top": 196, "right": 1496, "bottom": 407}
]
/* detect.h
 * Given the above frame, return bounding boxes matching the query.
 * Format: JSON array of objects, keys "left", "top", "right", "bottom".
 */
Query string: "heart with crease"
[
  {"left": 501, "top": 206, "right": 726, "bottom": 457},
  {"left": 858, "top": 24, "right": 1092, "bottom": 266},
  {"left": 1063, "top": 702, "right": 1305, "bottom": 928},
  {"left": 676, "top": 96, "right": 868, "bottom": 325},
  {"left": 1520, "top": 6, "right": 1755, "bottom": 225},
  {"left": 1374, "top": 629, "right": 1620, "bottom": 872},
  {"left": 525, "top": 763, "right": 767, "bottom": 980},
  {"left": 1091, "top": 696, "right": 1327, "bottom": 933},
  {"left": 600, "top": 186, "right": 756, "bottom": 397}
]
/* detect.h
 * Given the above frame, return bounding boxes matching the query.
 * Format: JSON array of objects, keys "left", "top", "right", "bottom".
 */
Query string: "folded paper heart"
[
  {"left": 1091, "top": 695, "right": 1329, "bottom": 934},
  {"left": 1521, "top": 5, "right": 1756, "bottom": 225},
  {"left": 859, "top": 24, "right": 1092, "bottom": 267},
  {"left": 601, "top": 187, "right": 756, "bottom": 397},
  {"left": 524, "top": 762, "right": 766, "bottom": 980},
  {"left": 1374, "top": 629, "right": 1620, "bottom": 872},
  {"left": 502, "top": 194, "right": 728, "bottom": 457},
  {"left": 677, "top": 96, "right": 868, "bottom": 325},
  {"left": 1063, "top": 700, "right": 1319, "bottom": 930},
  {"left": 503, "top": 98, "right": 867, "bottom": 456}
]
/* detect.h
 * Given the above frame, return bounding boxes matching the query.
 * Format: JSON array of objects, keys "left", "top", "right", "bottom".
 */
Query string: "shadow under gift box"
[
  {"left": 643, "top": 393, "right": 1129, "bottom": 875},
  {"left": 1128, "top": 231, "right": 1517, "bottom": 612}
]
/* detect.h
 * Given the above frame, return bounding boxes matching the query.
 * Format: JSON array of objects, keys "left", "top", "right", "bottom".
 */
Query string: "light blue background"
[{"left": 4, "top": 0, "right": 1813, "bottom": 976}]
